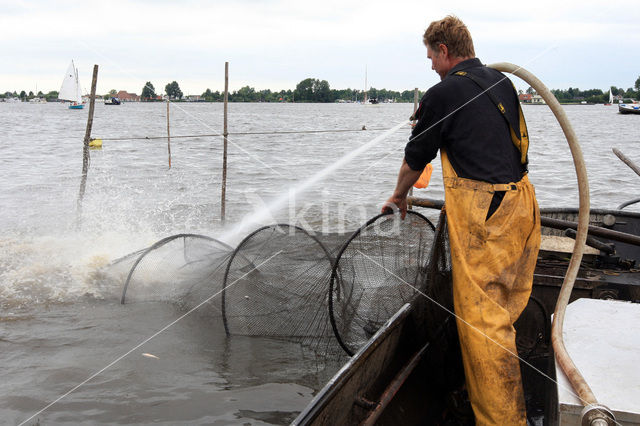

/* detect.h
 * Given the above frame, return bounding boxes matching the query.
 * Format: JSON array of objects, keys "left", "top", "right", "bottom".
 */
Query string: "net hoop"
[
  {"left": 120, "top": 233, "right": 233, "bottom": 304},
  {"left": 221, "top": 224, "right": 335, "bottom": 337},
  {"left": 328, "top": 211, "right": 435, "bottom": 356}
]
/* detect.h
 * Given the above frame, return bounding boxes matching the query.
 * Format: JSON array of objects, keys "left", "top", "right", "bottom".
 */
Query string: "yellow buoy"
[{"left": 89, "top": 138, "right": 103, "bottom": 148}]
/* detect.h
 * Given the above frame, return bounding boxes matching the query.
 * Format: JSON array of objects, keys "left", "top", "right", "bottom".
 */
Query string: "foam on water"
[{"left": 0, "top": 228, "right": 161, "bottom": 309}]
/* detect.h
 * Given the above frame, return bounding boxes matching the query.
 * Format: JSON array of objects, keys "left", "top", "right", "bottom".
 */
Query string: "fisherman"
[{"left": 383, "top": 16, "right": 541, "bottom": 425}]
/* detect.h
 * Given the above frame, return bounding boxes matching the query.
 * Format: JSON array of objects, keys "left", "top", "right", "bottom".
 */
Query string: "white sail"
[
  {"left": 609, "top": 89, "right": 613, "bottom": 104},
  {"left": 364, "top": 65, "right": 368, "bottom": 104},
  {"left": 75, "top": 67, "right": 83, "bottom": 102},
  {"left": 59, "top": 60, "right": 82, "bottom": 103}
]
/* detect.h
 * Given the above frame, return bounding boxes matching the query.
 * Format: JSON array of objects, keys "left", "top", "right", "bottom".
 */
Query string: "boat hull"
[
  {"left": 68, "top": 104, "right": 84, "bottom": 109},
  {"left": 294, "top": 207, "right": 640, "bottom": 425},
  {"left": 619, "top": 104, "right": 640, "bottom": 114}
]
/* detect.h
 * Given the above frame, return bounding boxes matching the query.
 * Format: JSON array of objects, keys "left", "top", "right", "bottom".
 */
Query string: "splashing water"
[
  {"left": 219, "top": 120, "right": 409, "bottom": 244},
  {"left": 0, "top": 230, "right": 160, "bottom": 309}
]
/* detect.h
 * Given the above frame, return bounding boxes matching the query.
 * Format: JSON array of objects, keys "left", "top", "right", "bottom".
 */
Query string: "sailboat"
[
  {"left": 363, "top": 66, "right": 378, "bottom": 105},
  {"left": 59, "top": 60, "right": 84, "bottom": 109},
  {"left": 28, "top": 83, "right": 47, "bottom": 103},
  {"left": 364, "top": 65, "right": 368, "bottom": 105},
  {"left": 604, "top": 89, "right": 613, "bottom": 106}
]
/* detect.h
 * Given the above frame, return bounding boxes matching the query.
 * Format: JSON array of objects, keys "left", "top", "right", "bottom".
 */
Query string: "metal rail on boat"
[{"left": 408, "top": 197, "right": 640, "bottom": 248}]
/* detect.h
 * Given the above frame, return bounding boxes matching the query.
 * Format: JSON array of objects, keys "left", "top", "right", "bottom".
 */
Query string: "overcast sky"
[{"left": 1, "top": 0, "right": 638, "bottom": 96}]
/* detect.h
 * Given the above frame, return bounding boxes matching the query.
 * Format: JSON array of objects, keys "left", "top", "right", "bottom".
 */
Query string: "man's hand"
[{"left": 382, "top": 196, "right": 408, "bottom": 219}]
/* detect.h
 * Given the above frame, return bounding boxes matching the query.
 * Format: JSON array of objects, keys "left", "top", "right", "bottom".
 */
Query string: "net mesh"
[
  {"left": 329, "top": 211, "right": 436, "bottom": 355},
  {"left": 117, "top": 234, "right": 233, "bottom": 305},
  {"left": 108, "top": 211, "right": 443, "bottom": 359},
  {"left": 221, "top": 224, "right": 338, "bottom": 356},
  {"left": 417, "top": 209, "right": 454, "bottom": 341}
]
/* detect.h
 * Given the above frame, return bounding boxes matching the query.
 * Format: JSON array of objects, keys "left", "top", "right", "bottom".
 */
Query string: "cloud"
[{"left": 1, "top": 0, "right": 639, "bottom": 94}]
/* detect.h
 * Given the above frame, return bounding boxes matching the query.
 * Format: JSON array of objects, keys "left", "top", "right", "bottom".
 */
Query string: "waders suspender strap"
[{"left": 454, "top": 71, "right": 530, "bottom": 166}]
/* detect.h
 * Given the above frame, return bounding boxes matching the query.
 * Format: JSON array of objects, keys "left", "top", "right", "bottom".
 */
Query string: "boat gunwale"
[
  {"left": 540, "top": 207, "right": 640, "bottom": 219},
  {"left": 291, "top": 302, "right": 412, "bottom": 425}
]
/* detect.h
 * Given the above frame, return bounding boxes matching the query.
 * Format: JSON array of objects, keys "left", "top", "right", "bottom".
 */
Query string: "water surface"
[{"left": 1, "top": 101, "right": 638, "bottom": 424}]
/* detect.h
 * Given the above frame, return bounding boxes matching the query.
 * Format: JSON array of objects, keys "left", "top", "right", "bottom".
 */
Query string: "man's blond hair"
[{"left": 423, "top": 15, "right": 475, "bottom": 58}]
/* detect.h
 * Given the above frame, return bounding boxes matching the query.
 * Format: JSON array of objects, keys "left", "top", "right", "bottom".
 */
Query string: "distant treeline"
[
  {"left": 0, "top": 79, "right": 423, "bottom": 103},
  {"left": 4, "top": 75, "right": 639, "bottom": 103},
  {"left": 547, "top": 85, "right": 639, "bottom": 104},
  {"left": 199, "top": 78, "right": 423, "bottom": 103},
  {"left": 541, "top": 75, "right": 640, "bottom": 104},
  {"left": 1, "top": 90, "right": 58, "bottom": 101}
]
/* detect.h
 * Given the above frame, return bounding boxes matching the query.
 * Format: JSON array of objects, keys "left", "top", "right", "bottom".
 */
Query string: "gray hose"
[{"left": 617, "top": 197, "right": 640, "bottom": 210}]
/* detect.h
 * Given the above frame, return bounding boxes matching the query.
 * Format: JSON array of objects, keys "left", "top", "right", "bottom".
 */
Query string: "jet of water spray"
[{"left": 219, "top": 120, "right": 409, "bottom": 244}]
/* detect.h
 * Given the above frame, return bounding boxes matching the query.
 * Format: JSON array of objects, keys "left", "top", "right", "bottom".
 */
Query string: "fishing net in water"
[
  {"left": 108, "top": 211, "right": 442, "bottom": 359},
  {"left": 328, "top": 211, "right": 436, "bottom": 355},
  {"left": 405, "top": 209, "right": 454, "bottom": 335},
  {"left": 221, "top": 224, "right": 341, "bottom": 357},
  {"left": 116, "top": 234, "right": 233, "bottom": 305}
]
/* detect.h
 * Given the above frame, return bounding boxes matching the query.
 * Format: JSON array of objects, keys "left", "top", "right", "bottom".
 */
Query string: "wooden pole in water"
[
  {"left": 221, "top": 61, "right": 229, "bottom": 221},
  {"left": 166, "top": 100, "right": 172, "bottom": 168},
  {"left": 76, "top": 64, "right": 98, "bottom": 227},
  {"left": 407, "top": 88, "right": 419, "bottom": 207},
  {"left": 613, "top": 147, "right": 640, "bottom": 177}
]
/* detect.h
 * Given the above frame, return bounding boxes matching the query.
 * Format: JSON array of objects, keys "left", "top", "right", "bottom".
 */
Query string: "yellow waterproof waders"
[{"left": 441, "top": 151, "right": 541, "bottom": 425}]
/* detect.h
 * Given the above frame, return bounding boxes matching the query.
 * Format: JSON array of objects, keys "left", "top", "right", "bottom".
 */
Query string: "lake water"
[{"left": 0, "top": 100, "right": 638, "bottom": 425}]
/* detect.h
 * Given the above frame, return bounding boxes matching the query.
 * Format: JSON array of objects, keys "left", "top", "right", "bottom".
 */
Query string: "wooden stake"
[
  {"left": 166, "top": 100, "right": 172, "bottom": 168},
  {"left": 76, "top": 64, "right": 99, "bottom": 227},
  {"left": 221, "top": 61, "right": 229, "bottom": 221},
  {"left": 408, "top": 88, "right": 419, "bottom": 207},
  {"left": 613, "top": 148, "right": 640, "bottom": 178}
]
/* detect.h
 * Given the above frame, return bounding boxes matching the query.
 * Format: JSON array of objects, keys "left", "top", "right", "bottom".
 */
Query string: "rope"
[{"left": 97, "top": 127, "right": 392, "bottom": 141}]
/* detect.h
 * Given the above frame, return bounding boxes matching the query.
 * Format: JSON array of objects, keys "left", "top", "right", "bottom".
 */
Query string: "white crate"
[{"left": 555, "top": 298, "right": 640, "bottom": 425}]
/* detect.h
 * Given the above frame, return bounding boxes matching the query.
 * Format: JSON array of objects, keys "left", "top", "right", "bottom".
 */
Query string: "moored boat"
[{"left": 619, "top": 103, "right": 640, "bottom": 114}]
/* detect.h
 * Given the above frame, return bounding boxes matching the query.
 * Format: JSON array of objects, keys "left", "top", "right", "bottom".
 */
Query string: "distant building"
[
  {"left": 186, "top": 95, "right": 202, "bottom": 102},
  {"left": 140, "top": 95, "right": 163, "bottom": 101},
  {"left": 116, "top": 91, "right": 140, "bottom": 102},
  {"left": 531, "top": 95, "right": 545, "bottom": 104},
  {"left": 519, "top": 93, "right": 533, "bottom": 103}
]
